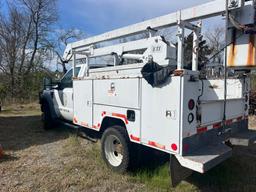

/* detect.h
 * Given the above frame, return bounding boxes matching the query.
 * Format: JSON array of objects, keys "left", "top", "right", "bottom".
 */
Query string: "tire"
[
  {"left": 42, "top": 103, "right": 54, "bottom": 130},
  {"left": 101, "top": 126, "right": 131, "bottom": 173}
]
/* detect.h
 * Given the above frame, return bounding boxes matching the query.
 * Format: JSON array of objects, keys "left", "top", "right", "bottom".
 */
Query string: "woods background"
[{"left": 0, "top": 0, "right": 85, "bottom": 103}]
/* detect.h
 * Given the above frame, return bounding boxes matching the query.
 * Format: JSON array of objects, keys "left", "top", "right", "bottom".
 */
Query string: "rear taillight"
[
  {"left": 171, "top": 143, "right": 178, "bottom": 151},
  {"left": 188, "top": 99, "right": 195, "bottom": 110}
]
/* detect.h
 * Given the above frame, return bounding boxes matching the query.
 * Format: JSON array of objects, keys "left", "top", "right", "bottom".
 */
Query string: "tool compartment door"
[
  {"left": 199, "top": 79, "right": 247, "bottom": 126},
  {"left": 94, "top": 78, "right": 140, "bottom": 109},
  {"left": 73, "top": 80, "right": 93, "bottom": 127},
  {"left": 141, "top": 77, "right": 181, "bottom": 153}
]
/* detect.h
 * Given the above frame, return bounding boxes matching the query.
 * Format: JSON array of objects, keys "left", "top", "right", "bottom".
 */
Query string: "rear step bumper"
[
  {"left": 175, "top": 143, "right": 232, "bottom": 173},
  {"left": 176, "top": 129, "right": 256, "bottom": 174},
  {"left": 229, "top": 130, "right": 256, "bottom": 146}
]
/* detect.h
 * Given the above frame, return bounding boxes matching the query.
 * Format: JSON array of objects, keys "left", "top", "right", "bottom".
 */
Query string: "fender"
[{"left": 99, "top": 115, "right": 128, "bottom": 132}]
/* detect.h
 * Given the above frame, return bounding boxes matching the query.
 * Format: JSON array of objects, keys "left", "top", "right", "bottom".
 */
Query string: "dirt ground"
[{"left": 1, "top": 103, "right": 256, "bottom": 192}]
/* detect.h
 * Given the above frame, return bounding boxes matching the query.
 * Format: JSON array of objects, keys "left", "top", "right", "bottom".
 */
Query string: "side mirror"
[
  {"left": 52, "top": 79, "right": 61, "bottom": 89},
  {"left": 43, "top": 77, "right": 60, "bottom": 90},
  {"left": 43, "top": 77, "right": 52, "bottom": 90}
]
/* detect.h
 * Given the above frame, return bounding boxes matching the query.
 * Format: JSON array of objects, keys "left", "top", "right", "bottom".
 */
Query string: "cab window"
[{"left": 59, "top": 67, "right": 81, "bottom": 89}]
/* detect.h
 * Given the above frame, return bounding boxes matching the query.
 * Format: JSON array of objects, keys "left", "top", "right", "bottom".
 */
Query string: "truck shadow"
[{"left": 0, "top": 115, "right": 70, "bottom": 152}]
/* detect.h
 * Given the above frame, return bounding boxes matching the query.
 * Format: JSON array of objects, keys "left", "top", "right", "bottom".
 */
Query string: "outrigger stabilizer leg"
[{"left": 169, "top": 155, "right": 193, "bottom": 187}]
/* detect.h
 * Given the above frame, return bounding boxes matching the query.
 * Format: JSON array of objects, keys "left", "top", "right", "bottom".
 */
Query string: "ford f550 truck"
[{"left": 40, "top": 0, "right": 256, "bottom": 186}]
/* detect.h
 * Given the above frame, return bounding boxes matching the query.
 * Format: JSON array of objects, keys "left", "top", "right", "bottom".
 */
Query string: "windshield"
[{"left": 60, "top": 67, "right": 81, "bottom": 88}]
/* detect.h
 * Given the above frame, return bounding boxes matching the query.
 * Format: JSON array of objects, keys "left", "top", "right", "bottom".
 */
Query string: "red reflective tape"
[
  {"left": 112, "top": 113, "right": 129, "bottom": 124},
  {"left": 81, "top": 122, "right": 88, "bottom": 127},
  {"left": 97, "top": 123, "right": 101, "bottom": 128},
  {"left": 73, "top": 117, "right": 78, "bottom": 124},
  {"left": 148, "top": 141, "right": 166, "bottom": 150},
  {"left": 92, "top": 125, "right": 98, "bottom": 129},
  {"left": 197, "top": 127, "right": 207, "bottom": 134},
  {"left": 101, "top": 111, "right": 106, "bottom": 117},
  {"left": 213, "top": 122, "right": 222, "bottom": 129},
  {"left": 130, "top": 135, "right": 140, "bottom": 142},
  {"left": 225, "top": 119, "right": 233, "bottom": 125}
]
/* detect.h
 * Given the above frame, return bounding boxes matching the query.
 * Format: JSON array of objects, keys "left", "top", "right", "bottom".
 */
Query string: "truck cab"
[{"left": 40, "top": 65, "right": 85, "bottom": 126}]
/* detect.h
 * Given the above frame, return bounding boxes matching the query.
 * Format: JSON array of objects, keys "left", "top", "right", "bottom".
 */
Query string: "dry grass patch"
[{"left": 0, "top": 102, "right": 40, "bottom": 117}]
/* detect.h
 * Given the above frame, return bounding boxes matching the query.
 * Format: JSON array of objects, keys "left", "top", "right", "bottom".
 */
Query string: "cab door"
[{"left": 54, "top": 67, "right": 81, "bottom": 121}]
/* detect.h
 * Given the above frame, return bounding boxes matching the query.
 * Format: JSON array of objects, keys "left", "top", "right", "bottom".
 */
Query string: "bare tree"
[
  {"left": 206, "top": 27, "right": 225, "bottom": 64},
  {"left": 19, "top": 0, "right": 57, "bottom": 75},
  {"left": 47, "top": 28, "right": 86, "bottom": 73},
  {"left": 0, "top": 0, "right": 57, "bottom": 99},
  {"left": 0, "top": 5, "right": 25, "bottom": 97}
]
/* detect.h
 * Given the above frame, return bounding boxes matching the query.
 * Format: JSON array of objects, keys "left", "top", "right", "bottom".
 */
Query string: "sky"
[
  {"left": 57, "top": 0, "right": 221, "bottom": 36},
  {"left": 1, "top": 0, "right": 223, "bottom": 36}
]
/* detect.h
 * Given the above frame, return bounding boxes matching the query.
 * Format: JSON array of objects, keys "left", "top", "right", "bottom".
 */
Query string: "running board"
[
  {"left": 175, "top": 143, "right": 232, "bottom": 174},
  {"left": 229, "top": 130, "right": 256, "bottom": 146}
]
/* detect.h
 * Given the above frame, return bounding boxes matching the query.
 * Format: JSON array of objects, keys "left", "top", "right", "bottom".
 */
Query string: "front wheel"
[
  {"left": 42, "top": 103, "right": 54, "bottom": 130},
  {"left": 101, "top": 126, "right": 131, "bottom": 173}
]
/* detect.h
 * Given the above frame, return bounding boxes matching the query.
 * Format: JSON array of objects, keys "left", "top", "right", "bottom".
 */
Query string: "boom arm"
[{"left": 63, "top": 0, "right": 246, "bottom": 60}]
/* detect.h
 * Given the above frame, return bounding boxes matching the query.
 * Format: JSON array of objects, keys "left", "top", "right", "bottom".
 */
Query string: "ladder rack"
[
  {"left": 64, "top": 0, "right": 245, "bottom": 56},
  {"left": 64, "top": 0, "right": 255, "bottom": 73}
]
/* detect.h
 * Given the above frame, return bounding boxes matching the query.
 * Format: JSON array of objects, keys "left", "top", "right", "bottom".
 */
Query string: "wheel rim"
[{"left": 104, "top": 135, "right": 123, "bottom": 167}]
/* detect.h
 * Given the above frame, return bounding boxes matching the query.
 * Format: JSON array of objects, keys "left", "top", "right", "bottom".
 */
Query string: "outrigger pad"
[{"left": 169, "top": 155, "right": 193, "bottom": 187}]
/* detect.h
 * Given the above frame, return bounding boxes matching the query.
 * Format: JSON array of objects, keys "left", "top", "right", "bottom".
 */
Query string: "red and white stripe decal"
[
  {"left": 197, "top": 127, "right": 207, "bottom": 134},
  {"left": 101, "top": 111, "right": 106, "bottom": 117},
  {"left": 112, "top": 113, "right": 129, "bottom": 124},
  {"left": 81, "top": 122, "right": 89, "bottom": 127},
  {"left": 197, "top": 115, "right": 247, "bottom": 134},
  {"left": 130, "top": 135, "right": 140, "bottom": 142},
  {"left": 101, "top": 111, "right": 129, "bottom": 124},
  {"left": 225, "top": 119, "right": 233, "bottom": 126},
  {"left": 73, "top": 117, "right": 78, "bottom": 124},
  {"left": 92, "top": 123, "right": 101, "bottom": 130},
  {"left": 148, "top": 141, "right": 166, "bottom": 150},
  {"left": 77, "top": 111, "right": 129, "bottom": 131},
  {"left": 213, "top": 122, "right": 222, "bottom": 129}
]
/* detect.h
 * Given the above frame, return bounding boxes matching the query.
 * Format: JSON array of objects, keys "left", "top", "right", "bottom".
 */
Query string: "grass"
[
  {"left": 0, "top": 102, "right": 40, "bottom": 117},
  {"left": 61, "top": 135, "right": 197, "bottom": 192},
  {"left": 131, "top": 164, "right": 171, "bottom": 190}
]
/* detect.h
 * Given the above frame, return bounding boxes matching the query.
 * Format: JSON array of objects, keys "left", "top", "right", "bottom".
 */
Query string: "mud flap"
[{"left": 169, "top": 155, "right": 193, "bottom": 187}]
